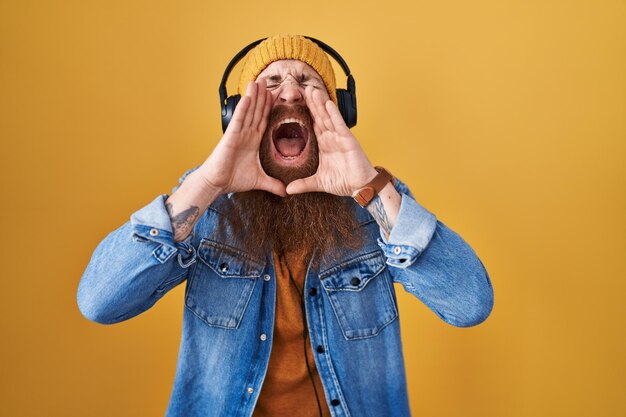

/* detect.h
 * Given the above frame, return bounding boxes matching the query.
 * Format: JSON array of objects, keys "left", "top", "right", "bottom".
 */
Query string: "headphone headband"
[{"left": 219, "top": 35, "right": 357, "bottom": 132}]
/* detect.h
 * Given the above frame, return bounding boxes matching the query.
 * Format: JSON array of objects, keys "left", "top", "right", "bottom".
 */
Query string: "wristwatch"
[{"left": 352, "top": 166, "right": 394, "bottom": 208}]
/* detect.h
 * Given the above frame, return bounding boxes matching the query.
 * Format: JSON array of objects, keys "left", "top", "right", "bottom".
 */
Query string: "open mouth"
[{"left": 272, "top": 118, "right": 309, "bottom": 161}]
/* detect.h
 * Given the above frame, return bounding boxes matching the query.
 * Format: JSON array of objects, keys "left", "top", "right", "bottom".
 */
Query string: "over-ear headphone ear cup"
[
  {"left": 221, "top": 94, "right": 241, "bottom": 133},
  {"left": 336, "top": 89, "right": 357, "bottom": 128}
]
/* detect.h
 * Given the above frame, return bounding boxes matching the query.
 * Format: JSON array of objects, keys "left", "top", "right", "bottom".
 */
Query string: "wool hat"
[{"left": 237, "top": 34, "right": 337, "bottom": 104}]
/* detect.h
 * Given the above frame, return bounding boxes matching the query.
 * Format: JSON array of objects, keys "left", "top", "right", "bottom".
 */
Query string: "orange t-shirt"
[{"left": 252, "top": 248, "right": 332, "bottom": 417}]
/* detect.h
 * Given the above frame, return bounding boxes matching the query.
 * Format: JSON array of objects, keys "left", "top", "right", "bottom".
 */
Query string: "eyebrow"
[{"left": 263, "top": 73, "right": 322, "bottom": 84}]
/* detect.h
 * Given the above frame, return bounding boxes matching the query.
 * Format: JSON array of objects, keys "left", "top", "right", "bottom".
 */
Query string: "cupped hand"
[
  {"left": 197, "top": 79, "right": 286, "bottom": 197},
  {"left": 285, "top": 86, "right": 377, "bottom": 196}
]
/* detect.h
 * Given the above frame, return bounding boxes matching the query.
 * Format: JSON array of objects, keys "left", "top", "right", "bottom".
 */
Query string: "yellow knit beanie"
[{"left": 237, "top": 34, "right": 337, "bottom": 104}]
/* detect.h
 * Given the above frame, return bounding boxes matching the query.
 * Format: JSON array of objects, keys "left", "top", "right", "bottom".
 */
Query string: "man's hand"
[
  {"left": 285, "top": 86, "right": 402, "bottom": 238},
  {"left": 165, "top": 79, "right": 284, "bottom": 242},
  {"left": 197, "top": 79, "right": 286, "bottom": 197},
  {"left": 285, "top": 86, "right": 378, "bottom": 197}
]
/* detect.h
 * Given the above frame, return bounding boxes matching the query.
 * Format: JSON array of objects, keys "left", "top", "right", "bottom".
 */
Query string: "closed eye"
[
  {"left": 265, "top": 75, "right": 281, "bottom": 89},
  {"left": 300, "top": 74, "right": 324, "bottom": 89},
  {"left": 262, "top": 73, "right": 323, "bottom": 89}
]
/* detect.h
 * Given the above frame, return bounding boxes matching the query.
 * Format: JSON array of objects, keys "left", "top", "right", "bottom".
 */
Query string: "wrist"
[
  {"left": 352, "top": 166, "right": 379, "bottom": 194},
  {"left": 352, "top": 166, "right": 394, "bottom": 208},
  {"left": 187, "top": 170, "right": 224, "bottom": 203},
  {"left": 195, "top": 160, "right": 228, "bottom": 195}
]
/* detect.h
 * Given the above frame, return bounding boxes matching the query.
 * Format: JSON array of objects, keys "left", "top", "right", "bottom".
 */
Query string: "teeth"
[{"left": 278, "top": 117, "right": 305, "bottom": 127}]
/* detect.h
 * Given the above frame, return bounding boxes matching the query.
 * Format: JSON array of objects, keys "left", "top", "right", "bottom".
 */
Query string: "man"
[{"left": 77, "top": 34, "right": 494, "bottom": 417}]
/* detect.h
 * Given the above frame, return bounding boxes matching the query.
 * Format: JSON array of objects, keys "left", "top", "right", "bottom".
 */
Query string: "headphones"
[{"left": 219, "top": 36, "right": 357, "bottom": 133}]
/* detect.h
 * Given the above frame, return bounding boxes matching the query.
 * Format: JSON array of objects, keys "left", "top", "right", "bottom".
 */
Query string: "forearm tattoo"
[
  {"left": 368, "top": 195, "right": 391, "bottom": 238},
  {"left": 165, "top": 202, "right": 200, "bottom": 242}
]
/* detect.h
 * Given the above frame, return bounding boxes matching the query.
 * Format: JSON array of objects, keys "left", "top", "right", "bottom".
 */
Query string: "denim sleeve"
[
  {"left": 77, "top": 192, "right": 198, "bottom": 325},
  {"left": 377, "top": 179, "right": 494, "bottom": 327}
]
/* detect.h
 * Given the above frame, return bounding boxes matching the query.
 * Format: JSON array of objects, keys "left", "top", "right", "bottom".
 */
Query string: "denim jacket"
[{"left": 77, "top": 167, "right": 494, "bottom": 417}]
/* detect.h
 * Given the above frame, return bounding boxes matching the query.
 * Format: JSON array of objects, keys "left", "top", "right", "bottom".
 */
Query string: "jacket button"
[
  {"left": 351, "top": 277, "right": 361, "bottom": 286},
  {"left": 219, "top": 263, "right": 229, "bottom": 272},
  {"left": 308, "top": 287, "right": 317, "bottom": 296},
  {"left": 260, "top": 333, "right": 267, "bottom": 341},
  {"left": 330, "top": 399, "right": 340, "bottom": 406},
  {"left": 393, "top": 246, "right": 402, "bottom": 255},
  {"left": 263, "top": 274, "right": 271, "bottom": 281},
  {"left": 149, "top": 228, "right": 159, "bottom": 236},
  {"left": 316, "top": 345, "right": 325, "bottom": 353},
  {"left": 247, "top": 387, "right": 254, "bottom": 394}
]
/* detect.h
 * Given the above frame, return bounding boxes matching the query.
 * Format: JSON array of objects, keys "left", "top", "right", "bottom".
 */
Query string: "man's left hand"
[{"left": 285, "top": 86, "right": 378, "bottom": 197}]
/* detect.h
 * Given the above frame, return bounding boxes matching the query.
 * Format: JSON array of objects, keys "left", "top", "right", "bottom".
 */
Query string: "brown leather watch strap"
[{"left": 352, "top": 166, "right": 394, "bottom": 208}]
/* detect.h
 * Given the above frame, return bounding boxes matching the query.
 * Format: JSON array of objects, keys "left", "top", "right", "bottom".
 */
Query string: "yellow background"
[{"left": 1, "top": 0, "right": 624, "bottom": 416}]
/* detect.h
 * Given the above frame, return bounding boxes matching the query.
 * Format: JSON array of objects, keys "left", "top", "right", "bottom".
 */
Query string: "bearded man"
[{"left": 77, "top": 34, "right": 494, "bottom": 417}]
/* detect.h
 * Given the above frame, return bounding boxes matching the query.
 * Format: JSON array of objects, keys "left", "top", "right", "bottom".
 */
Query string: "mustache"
[{"left": 267, "top": 103, "right": 313, "bottom": 128}]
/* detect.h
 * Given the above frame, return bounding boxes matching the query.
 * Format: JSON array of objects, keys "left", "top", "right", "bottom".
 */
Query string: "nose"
[{"left": 275, "top": 77, "right": 304, "bottom": 105}]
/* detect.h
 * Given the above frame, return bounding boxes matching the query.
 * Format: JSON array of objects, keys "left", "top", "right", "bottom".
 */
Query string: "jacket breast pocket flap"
[
  {"left": 320, "top": 251, "right": 398, "bottom": 340},
  {"left": 185, "top": 239, "right": 264, "bottom": 329}
]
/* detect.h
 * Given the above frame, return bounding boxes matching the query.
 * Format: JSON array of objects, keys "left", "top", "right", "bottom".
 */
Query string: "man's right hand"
[
  {"left": 196, "top": 79, "right": 286, "bottom": 197},
  {"left": 165, "top": 79, "right": 284, "bottom": 242}
]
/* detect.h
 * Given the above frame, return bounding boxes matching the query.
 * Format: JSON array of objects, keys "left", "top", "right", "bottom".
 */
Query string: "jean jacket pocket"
[
  {"left": 185, "top": 239, "right": 264, "bottom": 329},
  {"left": 319, "top": 251, "right": 398, "bottom": 340}
]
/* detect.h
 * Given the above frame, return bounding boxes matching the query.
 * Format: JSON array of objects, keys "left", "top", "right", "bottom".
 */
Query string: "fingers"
[
  {"left": 252, "top": 78, "right": 268, "bottom": 129},
  {"left": 227, "top": 80, "right": 271, "bottom": 136},
  {"left": 305, "top": 87, "right": 324, "bottom": 131},
  {"left": 242, "top": 81, "right": 258, "bottom": 128},
  {"left": 226, "top": 95, "right": 250, "bottom": 133},
  {"left": 313, "top": 89, "right": 334, "bottom": 132},
  {"left": 258, "top": 89, "right": 272, "bottom": 134},
  {"left": 304, "top": 88, "right": 321, "bottom": 137},
  {"left": 257, "top": 174, "right": 287, "bottom": 197},
  {"left": 286, "top": 176, "right": 322, "bottom": 195},
  {"left": 305, "top": 86, "right": 318, "bottom": 119},
  {"left": 306, "top": 87, "right": 336, "bottom": 133},
  {"left": 325, "top": 100, "right": 350, "bottom": 134}
]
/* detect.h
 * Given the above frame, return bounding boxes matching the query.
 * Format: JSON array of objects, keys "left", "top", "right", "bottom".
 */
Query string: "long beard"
[
  {"left": 231, "top": 190, "right": 362, "bottom": 263},
  {"left": 227, "top": 104, "right": 363, "bottom": 262}
]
